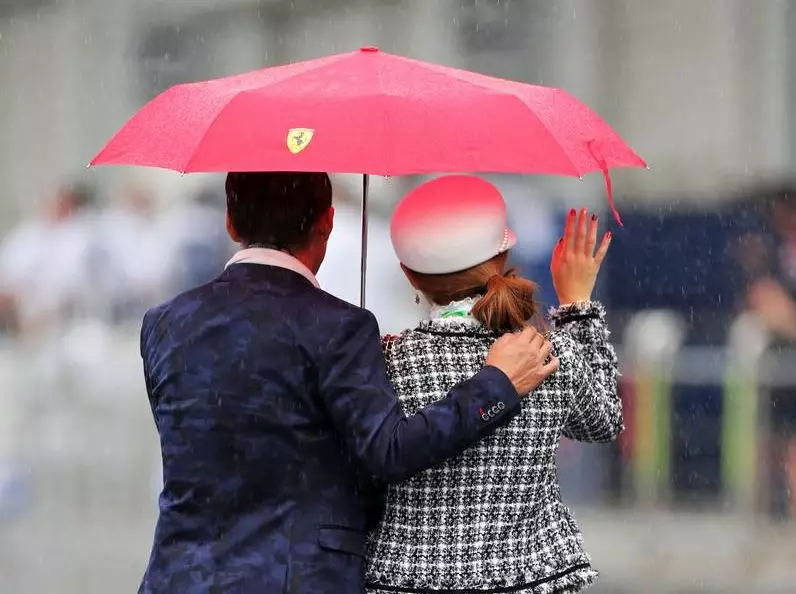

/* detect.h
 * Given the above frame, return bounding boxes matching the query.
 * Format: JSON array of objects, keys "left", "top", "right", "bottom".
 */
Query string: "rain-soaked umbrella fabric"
[{"left": 91, "top": 47, "right": 646, "bottom": 305}]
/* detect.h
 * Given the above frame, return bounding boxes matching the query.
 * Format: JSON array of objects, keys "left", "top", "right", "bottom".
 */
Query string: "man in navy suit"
[{"left": 138, "top": 172, "right": 558, "bottom": 593}]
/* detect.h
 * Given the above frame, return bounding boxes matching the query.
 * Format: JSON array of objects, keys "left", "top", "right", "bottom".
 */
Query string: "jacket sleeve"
[
  {"left": 550, "top": 301, "right": 623, "bottom": 442},
  {"left": 317, "top": 308, "right": 522, "bottom": 484}
]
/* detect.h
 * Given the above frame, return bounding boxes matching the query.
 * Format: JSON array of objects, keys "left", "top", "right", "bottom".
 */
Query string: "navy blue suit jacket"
[{"left": 138, "top": 263, "right": 521, "bottom": 594}]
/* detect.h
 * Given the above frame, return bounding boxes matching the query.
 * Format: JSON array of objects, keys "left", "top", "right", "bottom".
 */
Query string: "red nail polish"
[
  {"left": 569, "top": 209, "right": 576, "bottom": 216},
  {"left": 591, "top": 214, "right": 597, "bottom": 221}
]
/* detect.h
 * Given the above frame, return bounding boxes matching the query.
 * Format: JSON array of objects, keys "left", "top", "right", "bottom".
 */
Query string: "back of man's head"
[{"left": 225, "top": 172, "right": 333, "bottom": 251}]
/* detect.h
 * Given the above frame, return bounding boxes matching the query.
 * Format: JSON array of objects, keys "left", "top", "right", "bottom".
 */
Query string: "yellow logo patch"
[{"left": 287, "top": 128, "right": 314, "bottom": 154}]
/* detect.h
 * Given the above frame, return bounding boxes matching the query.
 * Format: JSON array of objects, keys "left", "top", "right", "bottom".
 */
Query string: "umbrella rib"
[{"left": 416, "top": 62, "right": 586, "bottom": 177}]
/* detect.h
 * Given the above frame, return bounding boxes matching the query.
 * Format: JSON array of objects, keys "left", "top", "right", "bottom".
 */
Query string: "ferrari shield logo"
[{"left": 287, "top": 128, "right": 314, "bottom": 154}]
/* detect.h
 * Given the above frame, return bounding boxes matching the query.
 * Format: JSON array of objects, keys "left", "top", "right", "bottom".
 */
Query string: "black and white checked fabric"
[{"left": 365, "top": 301, "right": 622, "bottom": 594}]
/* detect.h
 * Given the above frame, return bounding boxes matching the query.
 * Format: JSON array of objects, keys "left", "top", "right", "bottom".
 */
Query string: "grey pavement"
[{"left": 2, "top": 470, "right": 795, "bottom": 594}]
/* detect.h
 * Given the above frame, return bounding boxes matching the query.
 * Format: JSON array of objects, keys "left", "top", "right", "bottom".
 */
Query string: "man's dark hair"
[{"left": 225, "top": 172, "right": 333, "bottom": 250}]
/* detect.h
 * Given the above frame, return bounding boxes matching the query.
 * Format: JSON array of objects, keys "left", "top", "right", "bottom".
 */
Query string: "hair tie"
[
  {"left": 488, "top": 269, "right": 516, "bottom": 285},
  {"left": 487, "top": 274, "right": 505, "bottom": 287}
]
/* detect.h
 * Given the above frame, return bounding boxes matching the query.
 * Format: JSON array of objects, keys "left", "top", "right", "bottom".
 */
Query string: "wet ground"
[{"left": 2, "top": 468, "right": 794, "bottom": 594}]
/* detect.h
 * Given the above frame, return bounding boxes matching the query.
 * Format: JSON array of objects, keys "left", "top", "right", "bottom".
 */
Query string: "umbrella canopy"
[
  {"left": 91, "top": 47, "right": 646, "bottom": 305},
  {"left": 92, "top": 46, "right": 643, "bottom": 178}
]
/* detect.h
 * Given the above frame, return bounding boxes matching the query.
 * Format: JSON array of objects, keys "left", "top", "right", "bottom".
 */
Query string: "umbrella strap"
[{"left": 587, "top": 140, "right": 623, "bottom": 228}]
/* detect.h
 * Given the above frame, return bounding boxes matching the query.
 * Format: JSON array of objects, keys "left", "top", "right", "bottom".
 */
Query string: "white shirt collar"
[{"left": 225, "top": 247, "right": 320, "bottom": 288}]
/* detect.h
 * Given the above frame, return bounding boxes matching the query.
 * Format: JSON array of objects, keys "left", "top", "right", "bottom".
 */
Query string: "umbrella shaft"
[{"left": 360, "top": 174, "right": 369, "bottom": 309}]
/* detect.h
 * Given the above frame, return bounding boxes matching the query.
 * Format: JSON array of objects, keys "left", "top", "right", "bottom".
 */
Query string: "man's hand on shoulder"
[{"left": 484, "top": 326, "right": 558, "bottom": 395}]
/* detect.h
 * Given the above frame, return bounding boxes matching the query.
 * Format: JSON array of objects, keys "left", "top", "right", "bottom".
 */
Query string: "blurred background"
[{"left": 1, "top": 0, "right": 795, "bottom": 592}]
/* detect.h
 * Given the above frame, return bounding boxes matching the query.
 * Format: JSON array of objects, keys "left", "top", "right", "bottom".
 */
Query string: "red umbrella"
[{"left": 92, "top": 47, "right": 645, "bottom": 306}]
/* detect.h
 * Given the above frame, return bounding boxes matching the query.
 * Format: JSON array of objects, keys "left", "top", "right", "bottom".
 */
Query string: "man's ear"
[
  {"left": 318, "top": 205, "right": 334, "bottom": 240},
  {"left": 226, "top": 211, "right": 241, "bottom": 243}
]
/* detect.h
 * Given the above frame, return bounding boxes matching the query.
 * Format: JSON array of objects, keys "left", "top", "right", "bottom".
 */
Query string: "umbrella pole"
[{"left": 359, "top": 174, "right": 370, "bottom": 308}]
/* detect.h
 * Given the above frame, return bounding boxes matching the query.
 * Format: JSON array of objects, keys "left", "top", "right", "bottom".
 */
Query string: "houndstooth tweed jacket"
[{"left": 364, "top": 301, "right": 622, "bottom": 594}]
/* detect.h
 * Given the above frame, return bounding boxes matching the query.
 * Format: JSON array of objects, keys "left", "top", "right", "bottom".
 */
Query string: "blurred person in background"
[
  {"left": 92, "top": 184, "right": 170, "bottom": 323},
  {"left": 159, "top": 185, "right": 235, "bottom": 296},
  {"left": 0, "top": 180, "right": 100, "bottom": 518},
  {"left": 738, "top": 184, "right": 796, "bottom": 518},
  {"left": 317, "top": 180, "right": 419, "bottom": 334},
  {"left": 365, "top": 177, "right": 621, "bottom": 594},
  {"left": 0, "top": 181, "right": 101, "bottom": 338},
  {"left": 138, "top": 171, "right": 554, "bottom": 594}
]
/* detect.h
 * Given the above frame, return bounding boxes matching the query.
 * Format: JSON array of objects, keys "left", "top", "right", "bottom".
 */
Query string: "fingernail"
[
  {"left": 607, "top": 232, "right": 612, "bottom": 240},
  {"left": 568, "top": 209, "right": 575, "bottom": 217},
  {"left": 591, "top": 214, "right": 597, "bottom": 221}
]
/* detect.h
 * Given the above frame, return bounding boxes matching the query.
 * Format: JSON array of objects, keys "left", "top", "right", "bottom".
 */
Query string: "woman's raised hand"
[{"left": 550, "top": 208, "right": 611, "bottom": 305}]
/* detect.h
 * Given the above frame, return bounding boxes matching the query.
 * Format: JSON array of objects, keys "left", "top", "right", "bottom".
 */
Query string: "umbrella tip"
[
  {"left": 577, "top": 176, "right": 584, "bottom": 182},
  {"left": 645, "top": 164, "right": 652, "bottom": 171},
  {"left": 360, "top": 46, "right": 379, "bottom": 53}
]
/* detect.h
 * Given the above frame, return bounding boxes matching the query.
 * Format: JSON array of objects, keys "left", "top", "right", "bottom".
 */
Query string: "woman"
[{"left": 364, "top": 175, "right": 622, "bottom": 594}]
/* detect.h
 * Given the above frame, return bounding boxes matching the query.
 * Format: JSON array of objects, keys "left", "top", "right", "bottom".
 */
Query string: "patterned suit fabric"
[
  {"left": 138, "top": 263, "right": 521, "bottom": 594},
  {"left": 365, "top": 301, "right": 622, "bottom": 594}
]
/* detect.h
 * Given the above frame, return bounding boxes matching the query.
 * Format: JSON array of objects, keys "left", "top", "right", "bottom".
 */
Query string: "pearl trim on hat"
[{"left": 497, "top": 228, "right": 510, "bottom": 254}]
